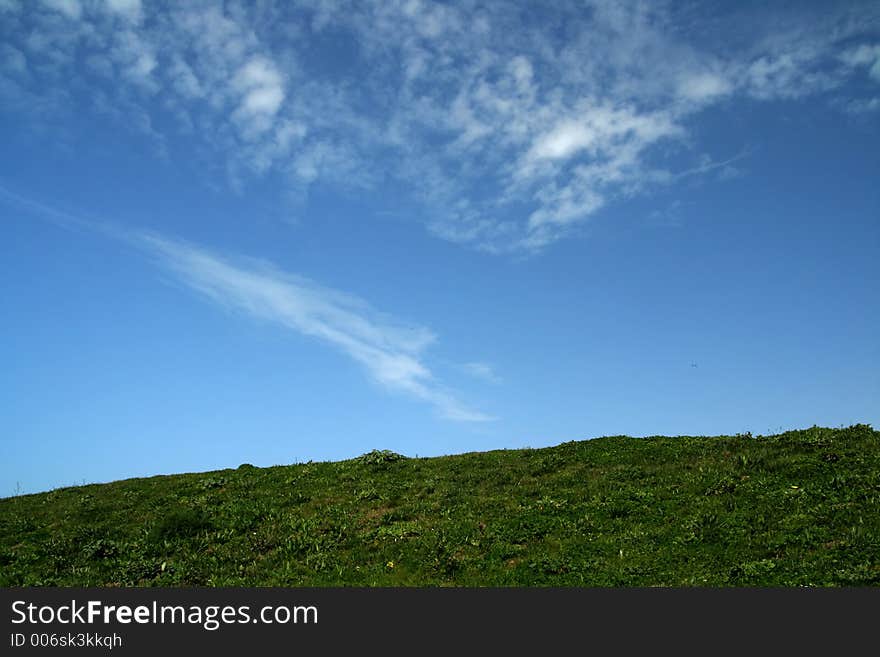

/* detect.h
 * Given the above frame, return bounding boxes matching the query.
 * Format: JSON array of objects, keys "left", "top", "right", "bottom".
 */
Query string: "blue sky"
[{"left": 1, "top": 0, "right": 878, "bottom": 496}]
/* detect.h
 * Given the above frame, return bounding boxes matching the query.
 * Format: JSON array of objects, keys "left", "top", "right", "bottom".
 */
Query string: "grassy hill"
[{"left": 1, "top": 424, "right": 878, "bottom": 586}]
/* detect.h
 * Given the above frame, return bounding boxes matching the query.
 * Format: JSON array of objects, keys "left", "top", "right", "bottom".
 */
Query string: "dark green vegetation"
[{"left": 1, "top": 425, "right": 878, "bottom": 586}]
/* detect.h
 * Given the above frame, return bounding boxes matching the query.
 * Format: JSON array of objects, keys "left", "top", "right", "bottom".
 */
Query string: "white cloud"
[
  {"left": 243, "top": 119, "right": 308, "bottom": 174},
  {"left": 139, "top": 233, "right": 493, "bottom": 422},
  {"left": 841, "top": 96, "right": 880, "bottom": 114},
  {"left": 241, "top": 85, "right": 284, "bottom": 115},
  {"left": 739, "top": 32, "right": 849, "bottom": 102},
  {"left": 841, "top": 43, "right": 880, "bottom": 83},
  {"left": 41, "top": 0, "right": 81, "bottom": 20},
  {"left": 840, "top": 44, "right": 880, "bottom": 66},
  {"left": 677, "top": 72, "right": 732, "bottom": 103},
  {"left": 526, "top": 105, "right": 681, "bottom": 165},
  {"left": 290, "top": 139, "right": 370, "bottom": 188},
  {"left": 528, "top": 183, "right": 604, "bottom": 231},
  {"left": 0, "top": 183, "right": 494, "bottom": 422},
  {"left": 108, "top": 29, "right": 158, "bottom": 91},
  {"left": 674, "top": 150, "right": 751, "bottom": 181},
  {"left": 2, "top": 2, "right": 879, "bottom": 254},
  {"left": 231, "top": 56, "right": 286, "bottom": 138},
  {"left": 511, "top": 103, "right": 681, "bottom": 242},
  {"left": 233, "top": 57, "right": 284, "bottom": 94},
  {"left": 104, "top": 0, "right": 141, "bottom": 22},
  {"left": 168, "top": 57, "right": 203, "bottom": 98},
  {"left": 745, "top": 53, "right": 805, "bottom": 99},
  {"left": 529, "top": 121, "right": 598, "bottom": 162},
  {"left": 129, "top": 50, "right": 156, "bottom": 78}
]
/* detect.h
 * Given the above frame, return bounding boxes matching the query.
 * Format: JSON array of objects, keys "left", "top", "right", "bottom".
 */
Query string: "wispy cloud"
[
  {"left": 42, "top": 0, "right": 81, "bottom": 21},
  {"left": 0, "top": 183, "right": 106, "bottom": 234},
  {"left": 104, "top": 0, "right": 142, "bottom": 23},
  {"left": 1, "top": 1, "right": 878, "bottom": 252},
  {"left": 0, "top": 183, "right": 494, "bottom": 422},
  {"left": 230, "top": 56, "right": 286, "bottom": 139},
  {"left": 137, "top": 233, "right": 494, "bottom": 422},
  {"left": 840, "top": 43, "right": 880, "bottom": 82}
]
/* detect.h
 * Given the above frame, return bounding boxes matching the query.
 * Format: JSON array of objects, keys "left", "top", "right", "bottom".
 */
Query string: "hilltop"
[{"left": 1, "top": 425, "right": 878, "bottom": 586}]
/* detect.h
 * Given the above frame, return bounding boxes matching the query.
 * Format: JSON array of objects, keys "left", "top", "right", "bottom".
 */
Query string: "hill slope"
[{"left": 1, "top": 425, "right": 878, "bottom": 586}]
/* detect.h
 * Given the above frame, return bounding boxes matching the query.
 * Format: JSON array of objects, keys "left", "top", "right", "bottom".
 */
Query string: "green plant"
[{"left": 356, "top": 450, "right": 407, "bottom": 466}]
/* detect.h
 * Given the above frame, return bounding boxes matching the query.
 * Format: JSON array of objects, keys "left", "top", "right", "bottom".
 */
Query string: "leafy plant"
[{"left": 356, "top": 450, "right": 407, "bottom": 466}]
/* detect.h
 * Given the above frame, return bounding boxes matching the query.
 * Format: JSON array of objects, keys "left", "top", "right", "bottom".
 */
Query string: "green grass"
[{"left": 1, "top": 425, "right": 878, "bottom": 586}]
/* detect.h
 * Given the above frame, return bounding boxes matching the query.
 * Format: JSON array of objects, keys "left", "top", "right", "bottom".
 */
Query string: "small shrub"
[{"left": 356, "top": 450, "right": 407, "bottom": 466}]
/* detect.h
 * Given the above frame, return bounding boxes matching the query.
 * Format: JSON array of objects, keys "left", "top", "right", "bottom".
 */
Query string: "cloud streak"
[
  {"left": 0, "top": 183, "right": 494, "bottom": 422},
  {"left": 137, "top": 233, "right": 494, "bottom": 422}
]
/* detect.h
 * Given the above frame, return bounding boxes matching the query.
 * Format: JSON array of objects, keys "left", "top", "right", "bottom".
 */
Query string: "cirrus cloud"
[{"left": 1, "top": 1, "right": 878, "bottom": 252}]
